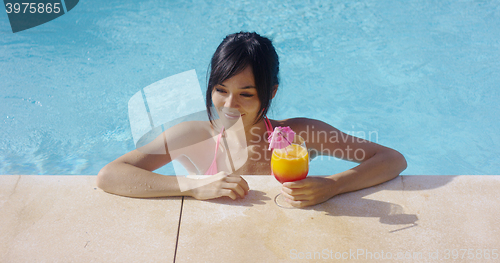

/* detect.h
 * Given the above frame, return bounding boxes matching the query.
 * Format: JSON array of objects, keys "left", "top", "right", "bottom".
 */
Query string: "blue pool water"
[{"left": 1, "top": 0, "right": 499, "bottom": 175}]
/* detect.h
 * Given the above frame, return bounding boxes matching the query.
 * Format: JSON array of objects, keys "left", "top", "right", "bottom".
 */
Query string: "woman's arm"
[
  {"left": 280, "top": 118, "right": 407, "bottom": 207},
  {"left": 327, "top": 145, "right": 407, "bottom": 195},
  {"left": 97, "top": 128, "right": 191, "bottom": 197},
  {"left": 96, "top": 149, "right": 187, "bottom": 198},
  {"left": 97, "top": 156, "right": 249, "bottom": 199},
  {"left": 97, "top": 122, "right": 249, "bottom": 199}
]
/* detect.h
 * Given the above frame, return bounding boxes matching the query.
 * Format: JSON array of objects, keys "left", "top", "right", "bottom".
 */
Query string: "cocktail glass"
[{"left": 271, "top": 134, "right": 309, "bottom": 208}]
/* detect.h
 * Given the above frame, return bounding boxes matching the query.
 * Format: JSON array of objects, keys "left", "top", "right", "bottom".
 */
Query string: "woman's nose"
[{"left": 224, "top": 94, "right": 239, "bottom": 108}]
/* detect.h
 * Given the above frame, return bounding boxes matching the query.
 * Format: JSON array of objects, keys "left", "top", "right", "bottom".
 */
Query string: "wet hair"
[{"left": 206, "top": 32, "right": 279, "bottom": 125}]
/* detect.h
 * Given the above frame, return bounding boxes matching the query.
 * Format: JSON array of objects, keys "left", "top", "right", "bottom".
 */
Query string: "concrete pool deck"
[{"left": 1, "top": 175, "right": 499, "bottom": 262}]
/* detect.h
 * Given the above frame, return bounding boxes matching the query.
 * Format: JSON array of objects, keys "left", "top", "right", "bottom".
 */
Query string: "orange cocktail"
[{"left": 271, "top": 139, "right": 309, "bottom": 183}]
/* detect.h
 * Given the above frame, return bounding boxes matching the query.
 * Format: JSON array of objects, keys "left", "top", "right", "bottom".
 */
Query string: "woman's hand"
[
  {"left": 280, "top": 176, "right": 338, "bottom": 208},
  {"left": 189, "top": 172, "right": 249, "bottom": 200}
]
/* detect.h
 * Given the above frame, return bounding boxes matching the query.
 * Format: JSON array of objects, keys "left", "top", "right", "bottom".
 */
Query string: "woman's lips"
[{"left": 224, "top": 113, "right": 242, "bottom": 119}]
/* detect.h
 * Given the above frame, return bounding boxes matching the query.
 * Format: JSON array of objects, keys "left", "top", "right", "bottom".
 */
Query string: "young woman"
[{"left": 97, "top": 32, "right": 407, "bottom": 208}]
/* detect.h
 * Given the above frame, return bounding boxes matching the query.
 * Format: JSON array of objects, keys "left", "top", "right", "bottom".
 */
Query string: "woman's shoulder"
[
  {"left": 162, "top": 120, "right": 215, "bottom": 142},
  {"left": 169, "top": 120, "right": 212, "bottom": 132},
  {"left": 273, "top": 117, "right": 330, "bottom": 128}
]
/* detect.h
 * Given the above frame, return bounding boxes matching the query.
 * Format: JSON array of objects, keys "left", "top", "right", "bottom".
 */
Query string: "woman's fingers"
[
  {"left": 286, "top": 199, "right": 311, "bottom": 208},
  {"left": 282, "top": 180, "right": 306, "bottom": 189},
  {"left": 220, "top": 182, "right": 242, "bottom": 198},
  {"left": 280, "top": 189, "right": 307, "bottom": 201},
  {"left": 280, "top": 177, "right": 337, "bottom": 207},
  {"left": 281, "top": 184, "right": 310, "bottom": 196},
  {"left": 280, "top": 190, "right": 312, "bottom": 208},
  {"left": 191, "top": 172, "right": 249, "bottom": 200},
  {"left": 225, "top": 175, "right": 249, "bottom": 194},
  {"left": 221, "top": 188, "right": 237, "bottom": 200},
  {"left": 217, "top": 182, "right": 247, "bottom": 200}
]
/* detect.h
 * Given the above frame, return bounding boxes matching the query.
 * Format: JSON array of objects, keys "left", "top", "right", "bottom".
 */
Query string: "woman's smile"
[{"left": 224, "top": 113, "right": 242, "bottom": 119}]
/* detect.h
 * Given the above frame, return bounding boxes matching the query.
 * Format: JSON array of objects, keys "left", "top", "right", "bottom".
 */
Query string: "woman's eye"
[
  {"left": 215, "top": 88, "right": 226, "bottom": 93},
  {"left": 241, "top": 93, "right": 254, "bottom": 97}
]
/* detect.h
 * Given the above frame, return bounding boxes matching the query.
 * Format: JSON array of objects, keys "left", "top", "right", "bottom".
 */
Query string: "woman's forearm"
[
  {"left": 328, "top": 149, "right": 407, "bottom": 196},
  {"left": 96, "top": 162, "right": 193, "bottom": 198}
]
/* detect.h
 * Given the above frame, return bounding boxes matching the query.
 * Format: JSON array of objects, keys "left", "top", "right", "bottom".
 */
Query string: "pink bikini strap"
[
  {"left": 264, "top": 116, "right": 273, "bottom": 134},
  {"left": 213, "top": 126, "right": 224, "bottom": 158},
  {"left": 205, "top": 126, "right": 224, "bottom": 175}
]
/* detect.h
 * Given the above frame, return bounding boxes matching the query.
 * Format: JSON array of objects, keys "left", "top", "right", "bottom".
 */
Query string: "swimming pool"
[{"left": 1, "top": 0, "right": 499, "bottom": 175}]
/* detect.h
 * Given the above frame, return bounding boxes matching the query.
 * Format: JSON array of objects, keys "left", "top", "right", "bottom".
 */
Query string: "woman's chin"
[{"left": 220, "top": 114, "right": 245, "bottom": 130}]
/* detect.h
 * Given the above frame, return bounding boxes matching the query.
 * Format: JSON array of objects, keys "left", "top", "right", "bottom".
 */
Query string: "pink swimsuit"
[{"left": 205, "top": 116, "right": 273, "bottom": 175}]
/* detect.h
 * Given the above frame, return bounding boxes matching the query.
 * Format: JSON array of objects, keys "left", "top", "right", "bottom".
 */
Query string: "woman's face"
[{"left": 212, "top": 66, "right": 261, "bottom": 128}]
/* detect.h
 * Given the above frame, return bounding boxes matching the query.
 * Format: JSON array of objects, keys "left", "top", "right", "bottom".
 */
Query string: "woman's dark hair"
[{"left": 206, "top": 32, "right": 279, "bottom": 125}]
